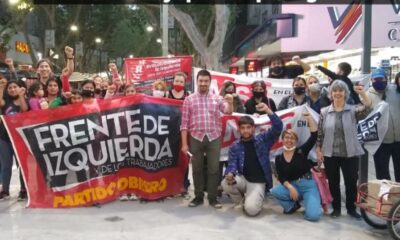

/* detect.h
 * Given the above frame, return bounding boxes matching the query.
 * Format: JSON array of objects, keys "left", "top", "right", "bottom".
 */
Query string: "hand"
[
  {"left": 256, "top": 102, "right": 272, "bottom": 114},
  {"left": 181, "top": 144, "right": 189, "bottom": 154},
  {"left": 316, "top": 149, "right": 324, "bottom": 162},
  {"left": 224, "top": 94, "right": 234, "bottom": 104},
  {"left": 0, "top": 78, "right": 7, "bottom": 89},
  {"left": 18, "top": 87, "right": 26, "bottom": 97},
  {"left": 288, "top": 185, "right": 299, "bottom": 201},
  {"left": 107, "top": 84, "right": 116, "bottom": 94},
  {"left": 109, "top": 63, "right": 117, "bottom": 72},
  {"left": 225, "top": 173, "right": 236, "bottom": 185},
  {"left": 5, "top": 58, "right": 14, "bottom": 67},
  {"left": 303, "top": 110, "right": 312, "bottom": 120},
  {"left": 292, "top": 55, "right": 301, "bottom": 62},
  {"left": 65, "top": 46, "right": 74, "bottom": 58},
  {"left": 353, "top": 85, "right": 365, "bottom": 95},
  {"left": 64, "top": 91, "right": 72, "bottom": 99}
]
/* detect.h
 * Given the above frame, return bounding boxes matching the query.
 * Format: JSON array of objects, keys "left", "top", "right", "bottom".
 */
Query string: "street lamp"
[
  {"left": 146, "top": 26, "right": 154, "bottom": 32},
  {"left": 9, "top": 0, "right": 20, "bottom": 5},
  {"left": 70, "top": 25, "right": 78, "bottom": 32},
  {"left": 95, "top": 38, "right": 103, "bottom": 72},
  {"left": 156, "top": 38, "right": 162, "bottom": 44},
  {"left": 129, "top": 54, "right": 134, "bottom": 58}
]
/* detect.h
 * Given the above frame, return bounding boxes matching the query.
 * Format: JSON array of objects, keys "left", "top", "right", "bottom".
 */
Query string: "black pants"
[
  {"left": 324, "top": 156, "right": 359, "bottom": 212},
  {"left": 373, "top": 142, "right": 400, "bottom": 182}
]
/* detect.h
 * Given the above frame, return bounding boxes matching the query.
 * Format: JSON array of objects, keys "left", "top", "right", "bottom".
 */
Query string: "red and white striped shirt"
[{"left": 181, "top": 91, "right": 227, "bottom": 141}]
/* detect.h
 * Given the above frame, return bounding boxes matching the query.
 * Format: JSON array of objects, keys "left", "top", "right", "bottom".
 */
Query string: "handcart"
[{"left": 357, "top": 183, "right": 400, "bottom": 239}]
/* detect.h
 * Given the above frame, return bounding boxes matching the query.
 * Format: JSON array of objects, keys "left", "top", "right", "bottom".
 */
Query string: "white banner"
[
  {"left": 220, "top": 105, "right": 319, "bottom": 162},
  {"left": 357, "top": 101, "right": 389, "bottom": 155},
  {"left": 193, "top": 67, "right": 370, "bottom": 106}
]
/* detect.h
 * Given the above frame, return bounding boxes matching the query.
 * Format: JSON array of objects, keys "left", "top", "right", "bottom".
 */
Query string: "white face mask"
[
  {"left": 153, "top": 90, "right": 164, "bottom": 97},
  {"left": 283, "top": 145, "right": 296, "bottom": 151},
  {"left": 308, "top": 83, "right": 321, "bottom": 93}
]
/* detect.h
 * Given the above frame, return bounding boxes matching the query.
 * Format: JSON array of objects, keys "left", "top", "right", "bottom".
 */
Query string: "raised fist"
[{"left": 65, "top": 46, "right": 74, "bottom": 58}]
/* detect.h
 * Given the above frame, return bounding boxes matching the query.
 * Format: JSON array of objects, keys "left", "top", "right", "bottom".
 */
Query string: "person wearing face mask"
[
  {"left": 100, "top": 79, "right": 110, "bottom": 98},
  {"left": 0, "top": 78, "right": 29, "bottom": 200},
  {"left": 271, "top": 111, "right": 321, "bottom": 221},
  {"left": 365, "top": 69, "right": 400, "bottom": 182},
  {"left": 278, "top": 76, "right": 311, "bottom": 110},
  {"left": 268, "top": 55, "right": 311, "bottom": 79},
  {"left": 80, "top": 80, "right": 97, "bottom": 103},
  {"left": 220, "top": 81, "right": 244, "bottom": 113},
  {"left": 152, "top": 80, "right": 167, "bottom": 98},
  {"left": 245, "top": 80, "right": 276, "bottom": 115},
  {"left": 168, "top": 72, "right": 190, "bottom": 100},
  {"left": 306, "top": 75, "right": 322, "bottom": 113},
  {"left": 167, "top": 72, "right": 191, "bottom": 198}
]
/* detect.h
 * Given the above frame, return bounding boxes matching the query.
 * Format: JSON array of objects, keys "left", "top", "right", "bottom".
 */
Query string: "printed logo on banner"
[
  {"left": 327, "top": 2, "right": 362, "bottom": 44},
  {"left": 357, "top": 112, "right": 381, "bottom": 143},
  {"left": 17, "top": 104, "right": 181, "bottom": 191}
]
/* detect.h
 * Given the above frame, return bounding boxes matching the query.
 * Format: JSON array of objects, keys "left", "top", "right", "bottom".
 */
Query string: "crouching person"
[
  {"left": 270, "top": 110, "right": 322, "bottom": 222},
  {"left": 222, "top": 103, "right": 282, "bottom": 216}
]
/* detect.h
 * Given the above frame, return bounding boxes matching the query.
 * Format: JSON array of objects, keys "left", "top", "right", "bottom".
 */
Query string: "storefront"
[
  {"left": 227, "top": 3, "right": 400, "bottom": 80},
  {"left": 5, "top": 31, "right": 42, "bottom": 66}
]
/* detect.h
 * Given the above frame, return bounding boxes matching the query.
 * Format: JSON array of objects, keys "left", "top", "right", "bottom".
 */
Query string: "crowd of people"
[{"left": 0, "top": 49, "right": 399, "bottom": 223}]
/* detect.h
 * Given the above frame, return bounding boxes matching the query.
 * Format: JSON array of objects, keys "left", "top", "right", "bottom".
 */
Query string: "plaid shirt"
[{"left": 180, "top": 91, "right": 227, "bottom": 141}]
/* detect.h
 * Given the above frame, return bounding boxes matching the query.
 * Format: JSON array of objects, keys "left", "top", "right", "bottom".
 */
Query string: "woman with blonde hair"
[{"left": 152, "top": 80, "right": 167, "bottom": 98}]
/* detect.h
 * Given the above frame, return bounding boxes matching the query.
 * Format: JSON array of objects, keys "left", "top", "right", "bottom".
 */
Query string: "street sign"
[{"left": 45, "top": 29, "right": 55, "bottom": 49}]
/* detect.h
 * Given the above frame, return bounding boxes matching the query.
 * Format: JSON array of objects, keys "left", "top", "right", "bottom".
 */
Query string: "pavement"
[{"left": 0, "top": 156, "right": 393, "bottom": 240}]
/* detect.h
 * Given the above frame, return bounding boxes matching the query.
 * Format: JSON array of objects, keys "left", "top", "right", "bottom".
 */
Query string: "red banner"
[
  {"left": 2, "top": 95, "right": 188, "bottom": 208},
  {"left": 124, "top": 56, "right": 192, "bottom": 92}
]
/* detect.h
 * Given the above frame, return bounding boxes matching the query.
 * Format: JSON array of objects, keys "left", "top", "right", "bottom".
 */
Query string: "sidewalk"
[{"left": 0, "top": 162, "right": 389, "bottom": 240}]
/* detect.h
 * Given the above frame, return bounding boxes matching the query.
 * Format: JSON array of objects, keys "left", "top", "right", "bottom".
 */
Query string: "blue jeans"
[
  {"left": 271, "top": 178, "right": 322, "bottom": 221},
  {"left": 0, "top": 139, "right": 14, "bottom": 193}
]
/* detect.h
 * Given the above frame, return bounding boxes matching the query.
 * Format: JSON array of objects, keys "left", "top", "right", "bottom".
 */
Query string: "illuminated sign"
[
  {"left": 245, "top": 60, "right": 260, "bottom": 73},
  {"left": 15, "top": 41, "right": 30, "bottom": 53},
  {"left": 229, "top": 67, "right": 239, "bottom": 74}
]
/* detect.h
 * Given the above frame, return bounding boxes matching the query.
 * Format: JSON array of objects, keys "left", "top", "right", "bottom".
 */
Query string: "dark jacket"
[
  {"left": 316, "top": 65, "right": 361, "bottom": 104},
  {"left": 225, "top": 113, "right": 283, "bottom": 188}
]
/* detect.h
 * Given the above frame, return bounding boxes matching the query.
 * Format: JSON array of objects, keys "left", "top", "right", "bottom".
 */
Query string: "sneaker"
[
  {"left": 188, "top": 197, "right": 204, "bottom": 207},
  {"left": 347, "top": 210, "right": 362, "bottom": 220},
  {"left": 128, "top": 194, "right": 139, "bottom": 201},
  {"left": 119, "top": 195, "right": 129, "bottom": 201},
  {"left": 0, "top": 191, "right": 10, "bottom": 200},
  {"left": 180, "top": 191, "right": 191, "bottom": 200},
  {"left": 17, "top": 191, "right": 28, "bottom": 201},
  {"left": 209, "top": 199, "right": 222, "bottom": 209},
  {"left": 284, "top": 201, "right": 301, "bottom": 214},
  {"left": 330, "top": 209, "right": 341, "bottom": 218}
]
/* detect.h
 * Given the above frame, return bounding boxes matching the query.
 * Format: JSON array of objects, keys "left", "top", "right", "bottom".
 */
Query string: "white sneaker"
[
  {"left": 119, "top": 195, "right": 129, "bottom": 201},
  {"left": 128, "top": 194, "right": 139, "bottom": 201}
]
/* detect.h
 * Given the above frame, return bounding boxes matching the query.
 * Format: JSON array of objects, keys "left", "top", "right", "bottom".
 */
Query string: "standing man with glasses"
[{"left": 181, "top": 69, "right": 233, "bottom": 209}]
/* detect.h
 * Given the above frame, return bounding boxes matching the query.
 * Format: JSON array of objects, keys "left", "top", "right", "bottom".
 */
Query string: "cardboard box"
[{"left": 366, "top": 180, "right": 400, "bottom": 215}]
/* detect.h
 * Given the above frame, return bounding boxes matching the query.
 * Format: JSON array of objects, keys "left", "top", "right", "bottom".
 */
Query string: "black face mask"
[
  {"left": 94, "top": 88, "right": 101, "bottom": 94},
  {"left": 270, "top": 66, "right": 285, "bottom": 78},
  {"left": 81, "top": 89, "right": 95, "bottom": 98},
  {"left": 101, "top": 89, "right": 107, "bottom": 97},
  {"left": 253, "top": 91, "right": 265, "bottom": 98},
  {"left": 293, "top": 87, "right": 306, "bottom": 95},
  {"left": 285, "top": 65, "right": 304, "bottom": 79}
]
